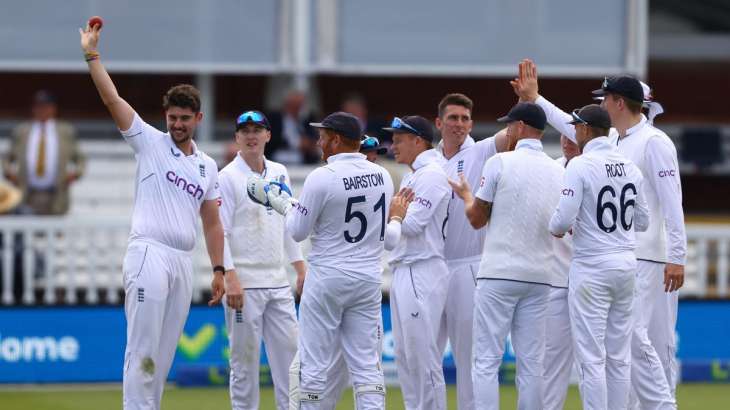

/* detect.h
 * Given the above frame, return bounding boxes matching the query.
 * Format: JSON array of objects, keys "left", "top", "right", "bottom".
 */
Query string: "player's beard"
[{"left": 171, "top": 128, "right": 193, "bottom": 144}]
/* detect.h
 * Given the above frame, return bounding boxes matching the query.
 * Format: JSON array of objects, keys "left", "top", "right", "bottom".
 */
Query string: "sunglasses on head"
[
  {"left": 360, "top": 135, "right": 380, "bottom": 150},
  {"left": 390, "top": 117, "right": 422, "bottom": 136},
  {"left": 237, "top": 111, "right": 265, "bottom": 126}
]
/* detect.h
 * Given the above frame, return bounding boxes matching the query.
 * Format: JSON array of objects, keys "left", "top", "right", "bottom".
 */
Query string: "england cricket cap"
[
  {"left": 360, "top": 135, "right": 388, "bottom": 155},
  {"left": 497, "top": 102, "right": 547, "bottom": 131},
  {"left": 310, "top": 111, "right": 363, "bottom": 140},
  {"left": 382, "top": 115, "right": 436, "bottom": 142},
  {"left": 567, "top": 104, "right": 612, "bottom": 129},
  {"left": 592, "top": 75, "right": 644, "bottom": 104},
  {"left": 236, "top": 110, "right": 271, "bottom": 130}
]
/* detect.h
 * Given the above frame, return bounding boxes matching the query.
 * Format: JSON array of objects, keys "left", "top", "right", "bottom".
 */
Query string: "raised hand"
[
  {"left": 79, "top": 19, "right": 101, "bottom": 53},
  {"left": 510, "top": 59, "right": 540, "bottom": 102}
]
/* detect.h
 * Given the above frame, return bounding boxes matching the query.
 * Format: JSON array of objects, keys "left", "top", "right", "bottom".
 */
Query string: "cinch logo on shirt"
[
  {"left": 294, "top": 202, "right": 309, "bottom": 216},
  {"left": 413, "top": 196, "right": 432, "bottom": 209},
  {"left": 166, "top": 171, "right": 204, "bottom": 200},
  {"left": 561, "top": 188, "right": 575, "bottom": 197},
  {"left": 658, "top": 169, "right": 676, "bottom": 178}
]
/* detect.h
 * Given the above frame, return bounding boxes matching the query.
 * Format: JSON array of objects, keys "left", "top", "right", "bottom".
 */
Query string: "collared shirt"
[
  {"left": 218, "top": 154, "right": 303, "bottom": 288},
  {"left": 286, "top": 152, "right": 394, "bottom": 282},
  {"left": 476, "top": 138, "right": 543, "bottom": 202},
  {"left": 437, "top": 135, "right": 498, "bottom": 261},
  {"left": 386, "top": 149, "right": 450, "bottom": 265},
  {"left": 26, "top": 120, "right": 59, "bottom": 189},
  {"left": 121, "top": 113, "right": 220, "bottom": 251},
  {"left": 475, "top": 137, "right": 564, "bottom": 285}
]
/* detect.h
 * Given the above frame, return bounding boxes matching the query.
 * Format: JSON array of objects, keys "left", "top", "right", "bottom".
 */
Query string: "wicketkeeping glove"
[{"left": 246, "top": 175, "right": 272, "bottom": 207}]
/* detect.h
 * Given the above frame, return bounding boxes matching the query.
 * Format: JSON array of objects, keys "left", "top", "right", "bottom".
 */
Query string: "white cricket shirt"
[
  {"left": 219, "top": 155, "right": 303, "bottom": 288},
  {"left": 437, "top": 135, "right": 498, "bottom": 262},
  {"left": 387, "top": 149, "right": 451, "bottom": 265},
  {"left": 121, "top": 113, "right": 220, "bottom": 252},
  {"left": 285, "top": 152, "right": 394, "bottom": 282},
  {"left": 536, "top": 95, "right": 687, "bottom": 265},
  {"left": 550, "top": 137, "right": 650, "bottom": 262},
  {"left": 476, "top": 139, "right": 564, "bottom": 285}
]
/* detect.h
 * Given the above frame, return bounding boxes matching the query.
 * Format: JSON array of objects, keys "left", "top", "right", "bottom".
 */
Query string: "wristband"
[
  {"left": 84, "top": 51, "right": 100, "bottom": 62},
  {"left": 213, "top": 265, "right": 225, "bottom": 275},
  {"left": 389, "top": 216, "right": 403, "bottom": 223}
]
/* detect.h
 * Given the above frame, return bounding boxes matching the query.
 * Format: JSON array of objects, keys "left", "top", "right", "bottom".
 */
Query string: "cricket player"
[
  {"left": 249, "top": 112, "right": 393, "bottom": 410},
  {"left": 80, "top": 22, "right": 225, "bottom": 410},
  {"left": 450, "top": 102, "right": 563, "bottom": 410},
  {"left": 513, "top": 60, "right": 686, "bottom": 409},
  {"left": 380, "top": 115, "right": 450, "bottom": 410},
  {"left": 542, "top": 134, "right": 580, "bottom": 410},
  {"left": 218, "top": 110, "right": 307, "bottom": 410},
  {"left": 433, "top": 93, "right": 507, "bottom": 410},
  {"left": 360, "top": 135, "right": 388, "bottom": 163},
  {"left": 550, "top": 104, "right": 650, "bottom": 410}
]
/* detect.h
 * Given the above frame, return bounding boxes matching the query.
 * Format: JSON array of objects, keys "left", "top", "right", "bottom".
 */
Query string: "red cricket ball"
[{"left": 88, "top": 16, "right": 104, "bottom": 30}]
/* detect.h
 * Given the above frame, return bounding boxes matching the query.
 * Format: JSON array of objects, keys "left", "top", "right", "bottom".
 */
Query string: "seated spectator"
[
  {"left": 341, "top": 93, "right": 389, "bottom": 144},
  {"left": 265, "top": 90, "right": 319, "bottom": 164},
  {"left": 2, "top": 90, "right": 85, "bottom": 215}
]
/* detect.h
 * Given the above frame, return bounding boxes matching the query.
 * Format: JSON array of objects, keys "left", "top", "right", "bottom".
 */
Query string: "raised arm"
[
  {"left": 79, "top": 19, "right": 134, "bottom": 131},
  {"left": 511, "top": 59, "right": 576, "bottom": 142}
]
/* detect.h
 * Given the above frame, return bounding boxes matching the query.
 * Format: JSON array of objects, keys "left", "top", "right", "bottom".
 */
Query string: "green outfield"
[{"left": 0, "top": 384, "right": 727, "bottom": 409}]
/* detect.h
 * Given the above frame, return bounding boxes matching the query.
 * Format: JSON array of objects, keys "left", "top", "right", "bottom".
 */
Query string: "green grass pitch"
[{"left": 0, "top": 384, "right": 727, "bottom": 409}]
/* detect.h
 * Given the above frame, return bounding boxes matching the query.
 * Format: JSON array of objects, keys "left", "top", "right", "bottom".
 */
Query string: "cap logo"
[{"left": 602, "top": 77, "right": 609, "bottom": 89}]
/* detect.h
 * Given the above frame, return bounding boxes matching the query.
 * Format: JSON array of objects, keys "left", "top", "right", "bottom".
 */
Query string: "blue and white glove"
[
  {"left": 246, "top": 175, "right": 271, "bottom": 207},
  {"left": 267, "top": 181, "right": 297, "bottom": 215}
]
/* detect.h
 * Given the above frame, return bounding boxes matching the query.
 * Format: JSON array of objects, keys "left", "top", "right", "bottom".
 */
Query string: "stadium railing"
[{"left": 0, "top": 216, "right": 728, "bottom": 305}]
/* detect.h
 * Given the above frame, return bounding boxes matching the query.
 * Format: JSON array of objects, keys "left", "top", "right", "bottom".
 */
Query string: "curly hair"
[{"left": 162, "top": 84, "right": 201, "bottom": 112}]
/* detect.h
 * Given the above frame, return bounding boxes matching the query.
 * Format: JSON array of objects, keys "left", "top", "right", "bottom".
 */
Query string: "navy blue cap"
[
  {"left": 497, "top": 102, "right": 547, "bottom": 131},
  {"left": 567, "top": 104, "right": 612, "bottom": 129},
  {"left": 382, "top": 115, "right": 436, "bottom": 142},
  {"left": 310, "top": 111, "right": 363, "bottom": 140},
  {"left": 360, "top": 135, "right": 388, "bottom": 155},
  {"left": 592, "top": 76, "right": 644, "bottom": 103},
  {"left": 236, "top": 110, "right": 270, "bottom": 130}
]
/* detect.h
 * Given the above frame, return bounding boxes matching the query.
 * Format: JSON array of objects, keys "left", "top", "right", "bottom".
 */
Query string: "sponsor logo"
[
  {"left": 410, "top": 312, "right": 420, "bottom": 318},
  {"left": 0, "top": 334, "right": 79, "bottom": 363},
  {"left": 658, "top": 169, "right": 676, "bottom": 178},
  {"left": 170, "top": 147, "right": 181, "bottom": 157},
  {"left": 561, "top": 188, "right": 575, "bottom": 197},
  {"left": 413, "top": 196, "right": 432, "bottom": 209},
  {"left": 294, "top": 202, "right": 309, "bottom": 216},
  {"left": 166, "top": 171, "right": 204, "bottom": 200}
]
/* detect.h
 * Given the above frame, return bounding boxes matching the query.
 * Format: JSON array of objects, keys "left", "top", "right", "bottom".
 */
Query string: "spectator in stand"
[
  {"left": 265, "top": 90, "right": 319, "bottom": 164},
  {"left": 341, "top": 93, "right": 390, "bottom": 145},
  {"left": 2, "top": 90, "right": 85, "bottom": 215}
]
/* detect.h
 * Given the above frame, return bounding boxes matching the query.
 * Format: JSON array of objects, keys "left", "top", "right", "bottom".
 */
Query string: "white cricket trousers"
[
  {"left": 472, "top": 279, "right": 549, "bottom": 410},
  {"left": 297, "top": 265, "right": 385, "bottom": 410},
  {"left": 543, "top": 287, "right": 574, "bottom": 410},
  {"left": 224, "top": 286, "right": 298, "bottom": 410},
  {"left": 569, "top": 256, "right": 635, "bottom": 410},
  {"left": 629, "top": 261, "right": 677, "bottom": 410},
  {"left": 122, "top": 239, "right": 193, "bottom": 410},
  {"left": 438, "top": 257, "right": 479, "bottom": 410},
  {"left": 391, "top": 258, "right": 449, "bottom": 410}
]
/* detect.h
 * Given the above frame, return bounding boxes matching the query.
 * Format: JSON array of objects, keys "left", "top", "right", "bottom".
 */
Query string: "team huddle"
[{"left": 81, "top": 20, "right": 685, "bottom": 410}]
